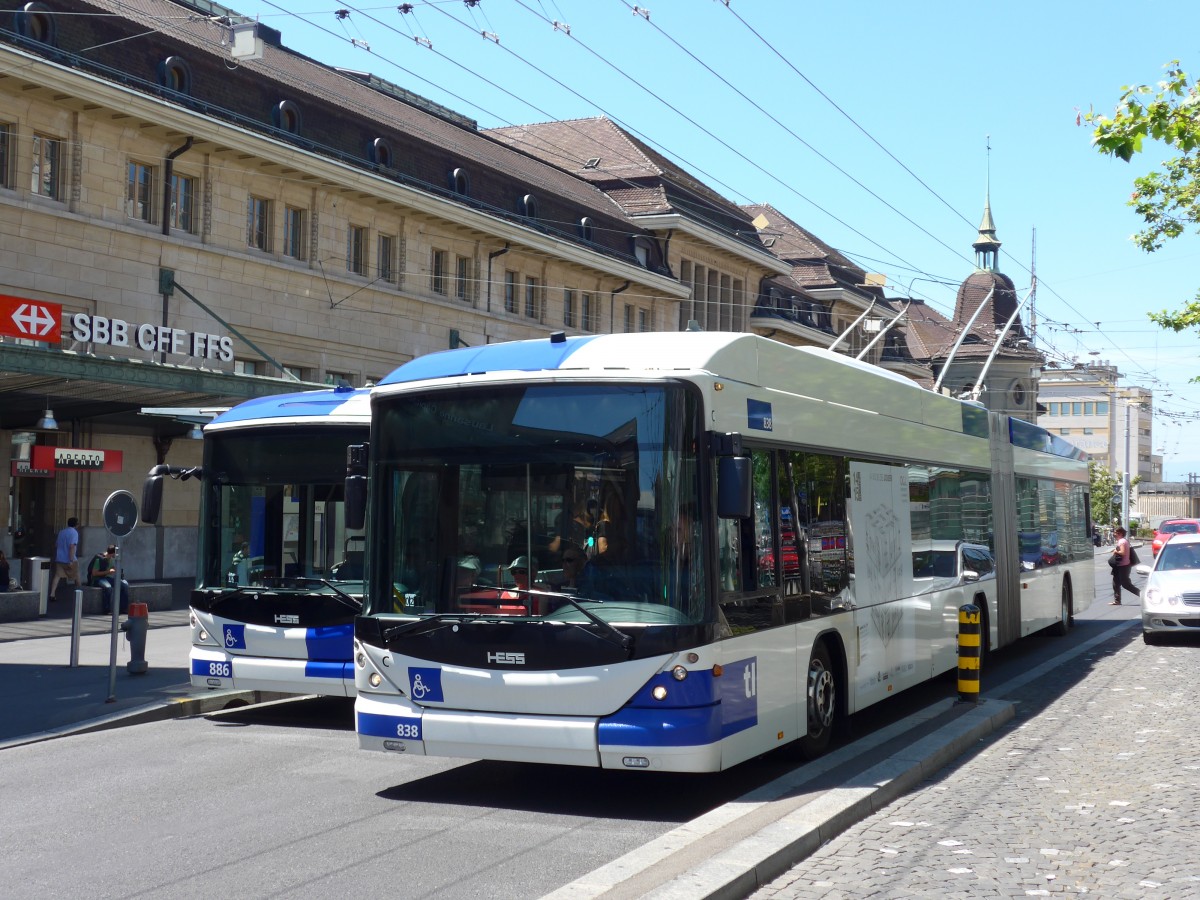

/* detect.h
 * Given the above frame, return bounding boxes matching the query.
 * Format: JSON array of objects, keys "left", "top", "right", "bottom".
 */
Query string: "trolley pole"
[{"left": 957, "top": 603, "right": 981, "bottom": 703}]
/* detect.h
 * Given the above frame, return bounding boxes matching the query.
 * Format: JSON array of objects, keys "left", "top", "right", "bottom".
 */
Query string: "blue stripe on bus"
[
  {"left": 303, "top": 660, "right": 352, "bottom": 681},
  {"left": 357, "top": 710, "right": 422, "bottom": 741},
  {"left": 599, "top": 657, "right": 757, "bottom": 747},
  {"left": 379, "top": 336, "right": 599, "bottom": 385},
  {"left": 305, "top": 624, "right": 354, "bottom": 662}
]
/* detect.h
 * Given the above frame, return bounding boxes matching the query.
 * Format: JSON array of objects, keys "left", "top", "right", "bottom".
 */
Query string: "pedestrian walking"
[
  {"left": 48, "top": 516, "right": 81, "bottom": 602},
  {"left": 1109, "top": 526, "right": 1139, "bottom": 605}
]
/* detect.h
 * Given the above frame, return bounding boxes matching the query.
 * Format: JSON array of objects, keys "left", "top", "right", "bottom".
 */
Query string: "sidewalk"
[{"left": 0, "top": 579, "right": 261, "bottom": 748}]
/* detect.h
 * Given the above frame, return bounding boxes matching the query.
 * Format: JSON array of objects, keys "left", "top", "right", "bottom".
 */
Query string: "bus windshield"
[
  {"left": 198, "top": 427, "right": 367, "bottom": 594},
  {"left": 369, "top": 382, "right": 706, "bottom": 626}
]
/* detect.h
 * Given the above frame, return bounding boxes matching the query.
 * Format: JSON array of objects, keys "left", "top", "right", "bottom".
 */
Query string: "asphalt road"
[{"left": 0, "top": 554, "right": 1133, "bottom": 899}]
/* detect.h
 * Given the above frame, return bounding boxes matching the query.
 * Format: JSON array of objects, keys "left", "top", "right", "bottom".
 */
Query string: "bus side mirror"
[
  {"left": 345, "top": 443, "right": 369, "bottom": 531},
  {"left": 717, "top": 456, "right": 752, "bottom": 519},
  {"left": 141, "top": 467, "right": 165, "bottom": 525}
]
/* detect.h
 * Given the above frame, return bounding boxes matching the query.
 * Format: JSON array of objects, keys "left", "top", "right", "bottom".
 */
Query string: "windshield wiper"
[
  {"left": 384, "top": 613, "right": 484, "bottom": 641},
  {"left": 205, "top": 586, "right": 262, "bottom": 608},
  {"left": 316, "top": 578, "right": 363, "bottom": 612},
  {"left": 536, "top": 590, "right": 632, "bottom": 652}
]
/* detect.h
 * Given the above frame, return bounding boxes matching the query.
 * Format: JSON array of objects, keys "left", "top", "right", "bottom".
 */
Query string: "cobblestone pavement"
[{"left": 751, "top": 624, "right": 1200, "bottom": 899}]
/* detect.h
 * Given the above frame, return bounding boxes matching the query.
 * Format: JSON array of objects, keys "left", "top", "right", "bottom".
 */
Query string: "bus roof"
[
  {"left": 379, "top": 331, "right": 921, "bottom": 390},
  {"left": 377, "top": 332, "right": 1085, "bottom": 463},
  {"left": 206, "top": 386, "right": 371, "bottom": 431}
]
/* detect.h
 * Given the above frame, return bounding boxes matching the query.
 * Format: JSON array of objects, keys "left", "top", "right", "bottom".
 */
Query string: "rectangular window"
[
  {"left": 247, "top": 195, "right": 272, "bottom": 251},
  {"left": 1097, "top": 401, "right": 1109, "bottom": 415},
  {"left": 623, "top": 303, "right": 633, "bottom": 333},
  {"left": 126, "top": 161, "right": 154, "bottom": 222},
  {"left": 348, "top": 225, "right": 367, "bottom": 276},
  {"left": 1072, "top": 402, "right": 1083, "bottom": 416},
  {"left": 377, "top": 234, "right": 394, "bottom": 282},
  {"left": 563, "top": 289, "right": 576, "bottom": 328},
  {"left": 324, "top": 370, "right": 355, "bottom": 387},
  {"left": 1083, "top": 428, "right": 1094, "bottom": 435},
  {"left": 1083, "top": 401, "right": 1094, "bottom": 416},
  {"left": 504, "top": 270, "right": 517, "bottom": 313},
  {"left": 282, "top": 364, "right": 306, "bottom": 382},
  {"left": 525, "top": 276, "right": 540, "bottom": 319},
  {"left": 284, "top": 206, "right": 307, "bottom": 260},
  {"left": 31, "top": 134, "right": 61, "bottom": 199},
  {"left": 169, "top": 173, "right": 196, "bottom": 233},
  {"left": 0, "top": 123, "right": 12, "bottom": 189},
  {"left": 678, "top": 260, "right": 693, "bottom": 329},
  {"left": 431, "top": 249, "right": 447, "bottom": 294},
  {"left": 638, "top": 309, "right": 648, "bottom": 332},
  {"left": 582, "top": 292, "right": 596, "bottom": 332},
  {"left": 234, "top": 359, "right": 258, "bottom": 376},
  {"left": 1059, "top": 428, "right": 1071, "bottom": 435},
  {"left": 455, "top": 256, "right": 470, "bottom": 301}
]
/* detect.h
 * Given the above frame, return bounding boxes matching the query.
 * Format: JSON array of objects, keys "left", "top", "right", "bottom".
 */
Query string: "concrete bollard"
[
  {"left": 957, "top": 603, "right": 981, "bottom": 703},
  {"left": 121, "top": 601, "right": 149, "bottom": 675}
]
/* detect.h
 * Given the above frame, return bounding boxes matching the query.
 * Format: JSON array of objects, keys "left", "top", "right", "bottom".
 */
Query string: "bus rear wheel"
[
  {"left": 799, "top": 641, "right": 838, "bottom": 759},
  {"left": 1052, "top": 579, "right": 1072, "bottom": 637}
]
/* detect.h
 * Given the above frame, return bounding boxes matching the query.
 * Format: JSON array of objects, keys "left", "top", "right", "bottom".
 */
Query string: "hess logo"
[
  {"left": 487, "top": 651, "right": 525, "bottom": 665},
  {"left": 274, "top": 614, "right": 300, "bottom": 625}
]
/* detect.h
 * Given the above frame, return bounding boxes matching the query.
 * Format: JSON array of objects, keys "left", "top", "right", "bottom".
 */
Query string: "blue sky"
[{"left": 237, "top": 0, "right": 1200, "bottom": 479}]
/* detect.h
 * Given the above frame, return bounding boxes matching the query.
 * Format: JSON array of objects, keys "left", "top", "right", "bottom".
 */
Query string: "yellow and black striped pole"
[{"left": 957, "top": 603, "right": 981, "bottom": 703}]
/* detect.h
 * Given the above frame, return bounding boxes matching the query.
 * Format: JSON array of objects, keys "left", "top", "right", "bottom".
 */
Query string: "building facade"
[{"left": 0, "top": 0, "right": 686, "bottom": 577}]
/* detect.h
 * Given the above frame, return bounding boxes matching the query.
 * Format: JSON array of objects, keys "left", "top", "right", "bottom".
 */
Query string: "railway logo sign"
[{"left": 0, "top": 294, "right": 62, "bottom": 343}]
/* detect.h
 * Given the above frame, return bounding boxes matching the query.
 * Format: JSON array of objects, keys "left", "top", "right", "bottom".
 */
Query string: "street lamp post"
[{"left": 1122, "top": 398, "right": 1132, "bottom": 530}]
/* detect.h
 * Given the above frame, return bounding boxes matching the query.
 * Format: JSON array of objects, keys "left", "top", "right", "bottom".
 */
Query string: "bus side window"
[{"left": 718, "top": 449, "right": 784, "bottom": 633}]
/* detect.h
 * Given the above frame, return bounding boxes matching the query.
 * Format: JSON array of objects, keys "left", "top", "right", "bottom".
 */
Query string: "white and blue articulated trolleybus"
[
  {"left": 143, "top": 385, "right": 368, "bottom": 697},
  {"left": 349, "top": 332, "right": 1094, "bottom": 772}
]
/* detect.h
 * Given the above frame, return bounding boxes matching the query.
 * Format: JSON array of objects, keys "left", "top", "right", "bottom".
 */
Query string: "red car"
[{"left": 1150, "top": 518, "right": 1200, "bottom": 557}]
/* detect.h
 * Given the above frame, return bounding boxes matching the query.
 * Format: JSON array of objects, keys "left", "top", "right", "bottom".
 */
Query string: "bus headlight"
[
  {"left": 368, "top": 672, "right": 383, "bottom": 688},
  {"left": 197, "top": 628, "right": 209, "bottom": 643},
  {"left": 356, "top": 651, "right": 367, "bottom": 668},
  {"left": 671, "top": 665, "right": 688, "bottom": 681},
  {"left": 652, "top": 685, "right": 668, "bottom": 701}
]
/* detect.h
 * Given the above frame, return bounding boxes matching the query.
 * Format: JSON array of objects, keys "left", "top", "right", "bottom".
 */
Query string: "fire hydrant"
[{"left": 120, "top": 602, "right": 149, "bottom": 675}]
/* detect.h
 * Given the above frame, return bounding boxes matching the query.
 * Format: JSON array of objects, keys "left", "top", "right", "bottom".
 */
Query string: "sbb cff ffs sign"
[{"left": 0, "top": 295, "right": 61, "bottom": 343}]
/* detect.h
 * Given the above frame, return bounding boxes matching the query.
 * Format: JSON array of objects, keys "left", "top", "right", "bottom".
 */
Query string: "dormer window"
[
  {"left": 632, "top": 235, "right": 654, "bottom": 267},
  {"left": 449, "top": 167, "right": 470, "bottom": 196},
  {"left": 520, "top": 193, "right": 538, "bottom": 219},
  {"left": 16, "top": 3, "right": 55, "bottom": 44},
  {"left": 273, "top": 100, "right": 302, "bottom": 134},
  {"left": 578, "top": 216, "right": 594, "bottom": 242},
  {"left": 370, "top": 138, "right": 393, "bottom": 168},
  {"left": 157, "top": 56, "right": 192, "bottom": 95}
]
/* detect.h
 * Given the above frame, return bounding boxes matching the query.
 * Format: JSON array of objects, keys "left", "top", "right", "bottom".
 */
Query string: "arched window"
[
  {"left": 578, "top": 216, "right": 595, "bottom": 242},
  {"left": 449, "top": 167, "right": 470, "bottom": 196},
  {"left": 157, "top": 56, "right": 192, "bottom": 95},
  {"left": 370, "top": 138, "right": 394, "bottom": 168},
  {"left": 272, "top": 100, "right": 302, "bottom": 134},
  {"left": 16, "top": 2, "right": 56, "bottom": 44},
  {"left": 520, "top": 193, "right": 538, "bottom": 219}
]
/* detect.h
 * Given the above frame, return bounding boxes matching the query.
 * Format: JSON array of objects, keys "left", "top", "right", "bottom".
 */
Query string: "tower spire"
[{"left": 973, "top": 136, "right": 1001, "bottom": 270}]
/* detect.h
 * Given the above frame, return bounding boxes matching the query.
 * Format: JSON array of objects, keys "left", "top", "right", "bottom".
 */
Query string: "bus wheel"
[
  {"left": 1052, "top": 579, "right": 1072, "bottom": 637},
  {"left": 799, "top": 641, "right": 838, "bottom": 759}
]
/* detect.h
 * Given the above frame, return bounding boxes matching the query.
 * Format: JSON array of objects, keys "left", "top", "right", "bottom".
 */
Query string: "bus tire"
[
  {"left": 1052, "top": 579, "right": 1072, "bottom": 637},
  {"left": 799, "top": 640, "right": 838, "bottom": 759}
]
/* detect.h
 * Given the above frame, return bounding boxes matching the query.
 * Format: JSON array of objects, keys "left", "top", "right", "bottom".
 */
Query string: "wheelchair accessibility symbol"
[
  {"left": 222, "top": 624, "right": 246, "bottom": 650},
  {"left": 408, "top": 666, "right": 443, "bottom": 702},
  {"left": 411, "top": 673, "right": 429, "bottom": 699}
]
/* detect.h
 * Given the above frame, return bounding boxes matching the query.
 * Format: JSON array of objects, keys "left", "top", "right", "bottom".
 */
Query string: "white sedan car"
[{"left": 1135, "top": 532, "right": 1200, "bottom": 644}]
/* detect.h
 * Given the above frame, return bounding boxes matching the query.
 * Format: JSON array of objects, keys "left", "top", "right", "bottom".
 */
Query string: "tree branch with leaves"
[{"left": 1085, "top": 61, "right": 1200, "bottom": 340}]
